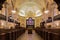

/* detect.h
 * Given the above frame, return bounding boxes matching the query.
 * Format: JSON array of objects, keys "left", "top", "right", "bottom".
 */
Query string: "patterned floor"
[{"left": 17, "top": 30, "right": 43, "bottom": 40}]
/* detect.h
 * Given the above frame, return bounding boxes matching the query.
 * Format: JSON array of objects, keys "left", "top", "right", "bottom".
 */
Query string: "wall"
[
  {"left": 19, "top": 16, "right": 42, "bottom": 28},
  {"left": 35, "top": 16, "right": 42, "bottom": 28},
  {"left": 19, "top": 16, "right": 26, "bottom": 28},
  {"left": 0, "top": 20, "right": 15, "bottom": 29}
]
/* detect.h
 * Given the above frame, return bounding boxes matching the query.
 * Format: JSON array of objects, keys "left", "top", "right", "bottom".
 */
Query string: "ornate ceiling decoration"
[
  {"left": 9, "top": 0, "right": 54, "bottom": 17},
  {"left": 18, "top": 2, "right": 42, "bottom": 17}
]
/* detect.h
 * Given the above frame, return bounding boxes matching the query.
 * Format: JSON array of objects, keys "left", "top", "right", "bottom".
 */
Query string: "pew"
[
  {"left": 0, "top": 28, "right": 25, "bottom": 40},
  {"left": 35, "top": 27, "right": 60, "bottom": 40}
]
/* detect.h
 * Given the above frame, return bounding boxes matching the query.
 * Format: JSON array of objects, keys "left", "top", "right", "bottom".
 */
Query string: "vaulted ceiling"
[
  {"left": 11, "top": 0, "right": 53, "bottom": 17},
  {"left": 1, "top": 0, "right": 60, "bottom": 18}
]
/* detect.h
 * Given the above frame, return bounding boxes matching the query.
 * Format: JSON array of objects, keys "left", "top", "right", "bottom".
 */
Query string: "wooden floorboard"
[{"left": 17, "top": 30, "right": 43, "bottom": 40}]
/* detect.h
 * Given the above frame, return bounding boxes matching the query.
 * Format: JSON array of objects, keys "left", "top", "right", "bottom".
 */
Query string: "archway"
[{"left": 26, "top": 17, "right": 35, "bottom": 29}]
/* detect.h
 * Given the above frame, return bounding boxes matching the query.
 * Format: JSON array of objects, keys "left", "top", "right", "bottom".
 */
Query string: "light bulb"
[
  {"left": 56, "top": 22, "right": 59, "bottom": 26},
  {"left": 12, "top": 10, "right": 16, "bottom": 14},
  {"left": 1, "top": 22, "right": 4, "bottom": 26},
  {"left": 44, "top": 10, "right": 49, "bottom": 14}
]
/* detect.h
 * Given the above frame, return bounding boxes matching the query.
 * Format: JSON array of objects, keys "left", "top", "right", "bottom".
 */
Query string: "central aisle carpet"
[{"left": 17, "top": 30, "right": 43, "bottom": 40}]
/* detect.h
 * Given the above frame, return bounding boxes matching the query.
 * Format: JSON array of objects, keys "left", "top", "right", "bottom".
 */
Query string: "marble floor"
[{"left": 17, "top": 30, "right": 43, "bottom": 40}]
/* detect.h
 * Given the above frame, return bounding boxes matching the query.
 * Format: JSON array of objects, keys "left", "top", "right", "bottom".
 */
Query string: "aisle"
[{"left": 17, "top": 30, "right": 43, "bottom": 40}]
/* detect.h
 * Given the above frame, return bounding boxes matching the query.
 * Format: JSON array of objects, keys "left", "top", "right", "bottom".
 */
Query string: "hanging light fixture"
[
  {"left": 11, "top": 10, "right": 16, "bottom": 14},
  {"left": 44, "top": 10, "right": 49, "bottom": 14}
]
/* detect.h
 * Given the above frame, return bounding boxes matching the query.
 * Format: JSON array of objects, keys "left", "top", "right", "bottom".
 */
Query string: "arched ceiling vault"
[
  {"left": 15, "top": 0, "right": 47, "bottom": 10},
  {"left": 10, "top": 0, "right": 54, "bottom": 17}
]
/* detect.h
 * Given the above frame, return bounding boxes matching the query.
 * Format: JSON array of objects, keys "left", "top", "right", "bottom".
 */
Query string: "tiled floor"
[{"left": 17, "top": 30, "right": 43, "bottom": 40}]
